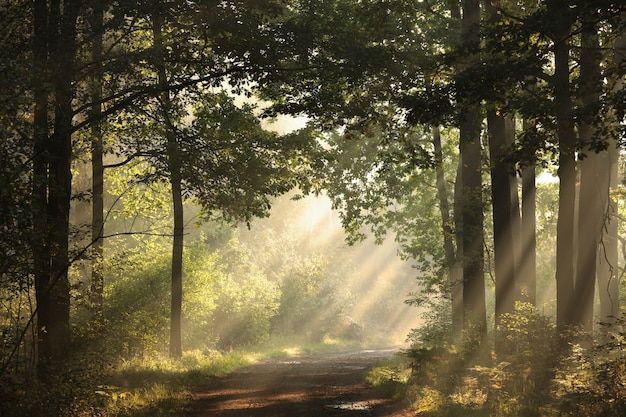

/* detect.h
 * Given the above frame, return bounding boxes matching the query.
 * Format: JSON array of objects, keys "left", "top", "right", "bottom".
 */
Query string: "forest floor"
[{"left": 186, "top": 348, "right": 412, "bottom": 417}]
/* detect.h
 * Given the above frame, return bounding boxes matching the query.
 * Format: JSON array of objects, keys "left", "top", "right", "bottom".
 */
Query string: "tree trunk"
[
  {"left": 90, "top": 0, "right": 105, "bottom": 319},
  {"left": 520, "top": 120, "right": 537, "bottom": 305},
  {"left": 452, "top": 157, "right": 464, "bottom": 336},
  {"left": 597, "top": 155, "right": 620, "bottom": 325},
  {"left": 573, "top": 18, "right": 605, "bottom": 332},
  {"left": 487, "top": 110, "right": 518, "bottom": 324},
  {"left": 152, "top": 11, "right": 184, "bottom": 359},
  {"left": 447, "top": 0, "right": 464, "bottom": 339},
  {"left": 552, "top": 2, "right": 576, "bottom": 330},
  {"left": 597, "top": 16, "right": 624, "bottom": 328},
  {"left": 505, "top": 117, "right": 522, "bottom": 299},
  {"left": 32, "top": 0, "right": 51, "bottom": 369},
  {"left": 432, "top": 126, "right": 462, "bottom": 334},
  {"left": 40, "top": 0, "right": 79, "bottom": 367},
  {"left": 460, "top": 0, "right": 486, "bottom": 338},
  {"left": 484, "top": 0, "right": 523, "bottom": 321}
]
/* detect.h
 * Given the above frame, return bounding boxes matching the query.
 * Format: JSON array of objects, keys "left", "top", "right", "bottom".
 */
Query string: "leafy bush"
[
  {"left": 272, "top": 255, "right": 355, "bottom": 341},
  {"left": 553, "top": 314, "right": 626, "bottom": 417},
  {"left": 104, "top": 236, "right": 280, "bottom": 355},
  {"left": 402, "top": 305, "right": 626, "bottom": 417}
]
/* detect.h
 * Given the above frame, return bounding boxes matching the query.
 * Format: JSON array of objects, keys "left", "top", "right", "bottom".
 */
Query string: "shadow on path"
[{"left": 189, "top": 349, "right": 412, "bottom": 417}]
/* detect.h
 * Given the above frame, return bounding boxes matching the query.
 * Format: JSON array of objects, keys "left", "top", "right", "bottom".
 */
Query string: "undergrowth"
[{"left": 366, "top": 304, "right": 626, "bottom": 417}]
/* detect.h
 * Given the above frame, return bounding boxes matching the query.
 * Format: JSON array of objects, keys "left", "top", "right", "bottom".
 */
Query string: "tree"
[
  {"left": 483, "top": 1, "right": 523, "bottom": 322},
  {"left": 433, "top": 126, "right": 463, "bottom": 335},
  {"left": 31, "top": 0, "right": 81, "bottom": 371},
  {"left": 89, "top": 0, "right": 105, "bottom": 319},
  {"left": 597, "top": 13, "right": 624, "bottom": 330},
  {"left": 458, "top": 0, "right": 486, "bottom": 337},
  {"left": 520, "top": 119, "right": 537, "bottom": 305},
  {"left": 548, "top": 0, "right": 577, "bottom": 330},
  {"left": 487, "top": 111, "right": 522, "bottom": 322},
  {"left": 573, "top": 14, "right": 606, "bottom": 332},
  {"left": 149, "top": 4, "right": 185, "bottom": 358}
]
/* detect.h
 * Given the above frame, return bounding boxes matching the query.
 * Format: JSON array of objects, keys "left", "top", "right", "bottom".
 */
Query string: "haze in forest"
[{"left": 1, "top": 1, "right": 625, "bottom": 417}]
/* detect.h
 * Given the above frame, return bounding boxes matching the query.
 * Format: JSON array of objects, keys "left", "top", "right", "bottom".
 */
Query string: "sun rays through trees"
[{"left": 0, "top": 1, "right": 625, "bottom": 416}]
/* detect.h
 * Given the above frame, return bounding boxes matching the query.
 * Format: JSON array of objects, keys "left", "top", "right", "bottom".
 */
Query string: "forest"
[{"left": 0, "top": 1, "right": 624, "bottom": 416}]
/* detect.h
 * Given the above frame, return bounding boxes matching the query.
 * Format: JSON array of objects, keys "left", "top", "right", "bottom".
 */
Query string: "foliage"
[
  {"left": 210, "top": 237, "right": 280, "bottom": 348},
  {"left": 272, "top": 254, "right": 353, "bottom": 340},
  {"left": 553, "top": 314, "right": 626, "bottom": 417},
  {"left": 396, "top": 306, "right": 626, "bottom": 417},
  {"left": 322, "top": 126, "right": 452, "bottom": 298},
  {"left": 103, "top": 236, "right": 280, "bottom": 354},
  {"left": 366, "top": 353, "right": 412, "bottom": 397}
]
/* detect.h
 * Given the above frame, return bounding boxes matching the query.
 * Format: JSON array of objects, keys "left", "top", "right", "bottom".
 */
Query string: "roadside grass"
[
  {"left": 365, "top": 351, "right": 497, "bottom": 417},
  {"left": 366, "top": 352, "right": 412, "bottom": 398},
  {"left": 100, "top": 336, "right": 367, "bottom": 417}
]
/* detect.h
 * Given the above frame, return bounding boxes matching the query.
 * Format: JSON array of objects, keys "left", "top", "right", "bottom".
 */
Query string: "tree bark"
[
  {"left": 460, "top": 0, "right": 486, "bottom": 338},
  {"left": 447, "top": 0, "right": 464, "bottom": 338},
  {"left": 90, "top": 0, "right": 105, "bottom": 319},
  {"left": 573, "top": 18, "right": 605, "bottom": 332},
  {"left": 597, "top": 15, "right": 624, "bottom": 328},
  {"left": 452, "top": 156, "right": 464, "bottom": 336},
  {"left": 484, "top": 0, "right": 523, "bottom": 322},
  {"left": 551, "top": 1, "right": 576, "bottom": 330},
  {"left": 152, "top": 10, "right": 184, "bottom": 359},
  {"left": 48, "top": 0, "right": 79, "bottom": 360},
  {"left": 432, "top": 126, "right": 462, "bottom": 334},
  {"left": 505, "top": 117, "right": 522, "bottom": 299},
  {"left": 597, "top": 151, "right": 620, "bottom": 326},
  {"left": 32, "top": 0, "right": 80, "bottom": 370},
  {"left": 487, "top": 110, "right": 519, "bottom": 323},
  {"left": 520, "top": 120, "right": 537, "bottom": 305},
  {"left": 32, "top": 0, "right": 51, "bottom": 368}
]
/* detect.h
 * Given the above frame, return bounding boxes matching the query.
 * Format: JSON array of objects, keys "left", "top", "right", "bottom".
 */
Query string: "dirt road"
[{"left": 189, "top": 348, "right": 412, "bottom": 416}]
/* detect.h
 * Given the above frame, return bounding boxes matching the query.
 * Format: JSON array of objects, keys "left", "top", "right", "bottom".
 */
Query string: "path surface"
[{"left": 189, "top": 348, "right": 412, "bottom": 417}]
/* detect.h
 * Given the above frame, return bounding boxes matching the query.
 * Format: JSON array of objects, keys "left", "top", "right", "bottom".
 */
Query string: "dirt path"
[{"left": 189, "top": 348, "right": 412, "bottom": 416}]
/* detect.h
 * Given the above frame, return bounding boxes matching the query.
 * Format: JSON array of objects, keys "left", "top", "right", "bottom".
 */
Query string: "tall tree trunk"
[
  {"left": 90, "top": 0, "right": 104, "bottom": 319},
  {"left": 432, "top": 126, "right": 462, "bottom": 334},
  {"left": 32, "top": 0, "right": 51, "bottom": 369},
  {"left": 551, "top": 1, "right": 576, "bottom": 330},
  {"left": 520, "top": 119, "right": 537, "bottom": 305},
  {"left": 597, "top": 16, "right": 624, "bottom": 328},
  {"left": 597, "top": 150, "right": 620, "bottom": 327},
  {"left": 505, "top": 117, "right": 522, "bottom": 297},
  {"left": 42, "top": 0, "right": 79, "bottom": 367},
  {"left": 453, "top": 156, "right": 464, "bottom": 336},
  {"left": 152, "top": 11, "right": 184, "bottom": 359},
  {"left": 448, "top": 0, "right": 464, "bottom": 338},
  {"left": 573, "top": 18, "right": 605, "bottom": 332},
  {"left": 460, "top": 0, "right": 486, "bottom": 338},
  {"left": 487, "top": 110, "right": 518, "bottom": 324},
  {"left": 484, "top": 0, "right": 523, "bottom": 321},
  {"left": 169, "top": 171, "right": 184, "bottom": 359}
]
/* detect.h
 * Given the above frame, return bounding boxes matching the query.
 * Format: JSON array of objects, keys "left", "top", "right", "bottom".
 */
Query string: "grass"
[
  {"left": 100, "top": 336, "right": 368, "bottom": 417},
  {"left": 366, "top": 352, "right": 412, "bottom": 397}
]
